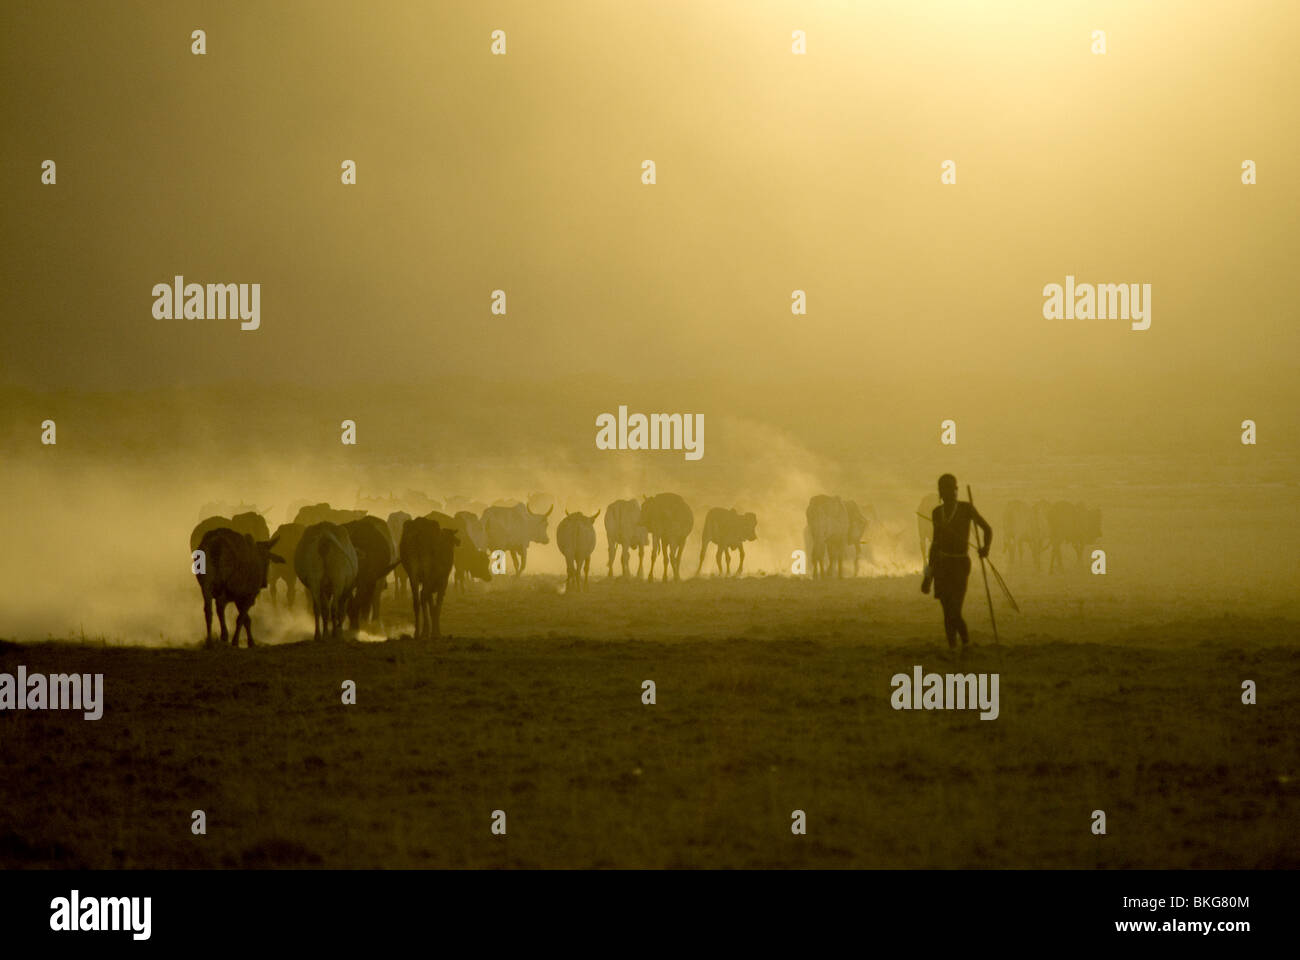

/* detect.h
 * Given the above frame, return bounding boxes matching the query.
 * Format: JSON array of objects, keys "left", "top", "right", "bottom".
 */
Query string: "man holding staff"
[{"left": 921, "top": 473, "right": 993, "bottom": 653}]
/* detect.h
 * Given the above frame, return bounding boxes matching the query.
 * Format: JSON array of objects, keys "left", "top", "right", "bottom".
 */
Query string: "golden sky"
[{"left": 2, "top": 0, "right": 1297, "bottom": 398}]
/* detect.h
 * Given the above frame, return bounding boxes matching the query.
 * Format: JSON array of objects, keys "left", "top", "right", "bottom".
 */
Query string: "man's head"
[{"left": 938, "top": 473, "right": 958, "bottom": 504}]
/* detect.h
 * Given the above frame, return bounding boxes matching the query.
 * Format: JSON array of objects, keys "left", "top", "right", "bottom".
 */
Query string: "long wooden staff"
[
  {"left": 915, "top": 511, "right": 1019, "bottom": 612},
  {"left": 967, "top": 485, "right": 999, "bottom": 644}
]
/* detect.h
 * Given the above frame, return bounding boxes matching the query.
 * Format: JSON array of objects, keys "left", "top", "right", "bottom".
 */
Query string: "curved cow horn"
[
  {"left": 565, "top": 509, "right": 574, "bottom": 517},
  {"left": 590, "top": 509, "right": 601, "bottom": 522},
  {"left": 543, "top": 505, "right": 553, "bottom": 517}
]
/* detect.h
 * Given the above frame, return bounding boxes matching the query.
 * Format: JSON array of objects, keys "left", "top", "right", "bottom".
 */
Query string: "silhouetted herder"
[{"left": 921, "top": 474, "right": 992, "bottom": 652}]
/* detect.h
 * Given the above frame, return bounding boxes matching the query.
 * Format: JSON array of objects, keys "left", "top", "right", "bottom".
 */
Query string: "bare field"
[{"left": 2, "top": 576, "right": 1296, "bottom": 869}]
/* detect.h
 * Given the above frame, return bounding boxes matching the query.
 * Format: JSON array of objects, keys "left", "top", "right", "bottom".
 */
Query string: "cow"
[
  {"left": 443, "top": 495, "right": 486, "bottom": 516},
  {"left": 604, "top": 498, "right": 649, "bottom": 578},
  {"left": 640, "top": 493, "right": 694, "bottom": 582},
  {"left": 195, "top": 528, "right": 283, "bottom": 648},
  {"left": 917, "top": 492, "right": 941, "bottom": 565},
  {"left": 426, "top": 510, "right": 492, "bottom": 592},
  {"left": 266, "top": 522, "right": 306, "bottom": 607},
  {"left": 343, "top": 516, "right": 400, "bottom": 629},
  {"left": 806, "top": 495, "right": 849, "bottom": 578},
  {"left": 293, "top": 503, "right": 367, "bottom": 528},
  {"left": 453, "top": 510, "right": 492, "bottom": 591},
  {"left": 696, "top": 507, "right": 758, "bottom": 577},
  {"left": 845, "top": 500, "right": 870, "bottom": 576},
  {"left": 1047, "top": 501, "right": 1102, "bottom": 573},
  {"left": 556, "top": 510, "right": 600, "bottom": 591},
  {"left": 190, "top": 510, "right": 270, "bottom": 552},
  {"left": 386, "top": 511, "right": 412, "bottom": 597},
  {"left": 401, "top": 490, "right": 442, "bottom": 515},
  {"left": 191, "top": 515, "right": 230, "bottom": 552},
  {"left": 482, "top": 501, "right": 551, "bottom": 575},
  {"left": 294, "top": 522, "right": 359, "bottom": 640},
  {"left": 1003, "top": 500, "right": 1049, "bottom": 569},
  {"left": 400, "top": 516, "right": 459, "bottom": 639}
]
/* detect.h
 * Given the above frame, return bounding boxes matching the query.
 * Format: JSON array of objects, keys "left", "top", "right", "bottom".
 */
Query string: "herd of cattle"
[{"left": 189, "top": 493, "right": 1103, "bottom": 647}]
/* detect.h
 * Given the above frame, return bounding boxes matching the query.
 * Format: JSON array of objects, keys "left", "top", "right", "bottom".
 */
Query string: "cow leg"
[
  {"left": 203, "top": 592, "right": 214, "bottom": 646},
  {"left": 583, "top": 556, "right": 590, "bottom": 589},
  {"left": 737, "top": 544, "right": 745, "bottom": 576},
  {"left": 216, "top": 600, "right": 230, "bottom": 645},
  {"left": 671, "top": 543, "right": 682, "bottom": 581},
  {"left": 432, "top": 583, "right": 447, "bottom": 638},
  {"left": 411, "top": 580, "right": 421, "bottom": 638},
  {"left": 715, "top": 545, "right": 724, "bottom": 575},
  {"left": 237, "top": 604, "right": 253, "bottom": 647}
]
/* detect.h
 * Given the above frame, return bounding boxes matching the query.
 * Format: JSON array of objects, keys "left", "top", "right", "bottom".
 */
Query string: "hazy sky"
[{"left": 3, "top": 0, "right": 1297, "bottom": 396}]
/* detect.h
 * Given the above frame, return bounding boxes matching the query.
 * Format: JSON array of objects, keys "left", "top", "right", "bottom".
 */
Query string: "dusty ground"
[{"left": 2, "top": 573, "right": 1296, "bottom": 868}]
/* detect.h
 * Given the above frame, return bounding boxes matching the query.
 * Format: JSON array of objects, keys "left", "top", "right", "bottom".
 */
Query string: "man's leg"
[
  {"left": 955, "top": 563, "right": 971, "bottom": 646},
  {"left": 940, "top": 595, "right": 958, "bottom": 648}
]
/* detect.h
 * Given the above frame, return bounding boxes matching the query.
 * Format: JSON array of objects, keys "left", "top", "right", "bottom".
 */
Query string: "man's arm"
[
  {"left": 921, "top": 506, "right": 940, "bottom": 593},
  {"left": 972, "top": 506, "right": 993, "bottom": 557},
  {"left": 928, "top": 506, "right": 942, "bottom": 569}
]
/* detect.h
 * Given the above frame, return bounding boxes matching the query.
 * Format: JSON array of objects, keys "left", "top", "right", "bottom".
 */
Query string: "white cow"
[{"left": 294, "top": 522, "right": 359, "bottom": 640}]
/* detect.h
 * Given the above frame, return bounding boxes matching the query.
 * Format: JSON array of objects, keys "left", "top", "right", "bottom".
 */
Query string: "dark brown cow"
[
  {"left": 195, "top": 528, "right": 283, "bottom": 647},
  {"left": 400, "top": 517, "right": 459, "bottom": 639},
  {"left": 344, "top": 516, "right": 400, "bottom": 629}
]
